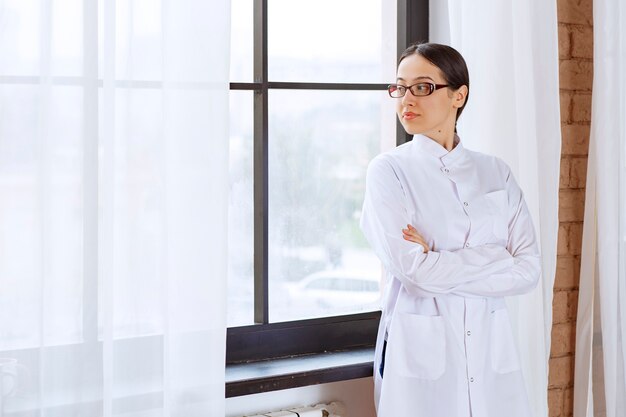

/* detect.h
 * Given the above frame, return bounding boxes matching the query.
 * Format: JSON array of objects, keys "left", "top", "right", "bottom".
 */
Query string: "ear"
[{"left": 452, "top": 85, "right": 468, "bottom": 109}]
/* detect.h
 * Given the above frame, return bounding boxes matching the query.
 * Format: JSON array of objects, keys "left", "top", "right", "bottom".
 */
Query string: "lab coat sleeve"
[
  {"left": 446, "top": 165, "right": 542, "bottom": 297},
  {"left": 360, "top": 156, "right": 516, "bottom": 298}
]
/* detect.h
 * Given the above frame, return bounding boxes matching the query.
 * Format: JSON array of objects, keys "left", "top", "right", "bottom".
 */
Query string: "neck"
[
  {"left": 422, "top": 128, "right": 456, "bottom": 151},
  {"left": 420, "top": 111, "right": 458, "bottom": 150}
]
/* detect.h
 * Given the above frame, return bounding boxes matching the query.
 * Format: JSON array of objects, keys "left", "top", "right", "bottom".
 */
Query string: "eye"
[
  {"left": 388, "top": 84, "right": 407, "bottom": 97},
  {"left": 415, "top": 83, "right": 431, "bottom": 94}
]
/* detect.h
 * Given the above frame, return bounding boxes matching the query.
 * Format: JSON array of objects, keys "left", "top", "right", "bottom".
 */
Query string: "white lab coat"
[{"left": 360, "top": 133, "right": 541, "bottom": 417}]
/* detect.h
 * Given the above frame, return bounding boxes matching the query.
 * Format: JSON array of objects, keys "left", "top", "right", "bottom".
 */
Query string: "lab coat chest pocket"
[
  {"left": 481, "top": 189, "right": 509, "bottom": 242},
  {"left": 387, "top": 313, "right": 446, "bottom": 380},
  {"left": 490, "top": 308, "right": 521, "bottom": 373}
]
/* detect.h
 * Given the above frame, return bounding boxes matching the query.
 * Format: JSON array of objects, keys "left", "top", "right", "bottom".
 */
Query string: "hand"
[{"left": 402, "top": 224, "right": 430, "bottom": 253}]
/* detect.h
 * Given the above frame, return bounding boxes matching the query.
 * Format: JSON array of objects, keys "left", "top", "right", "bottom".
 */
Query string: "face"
[{"left": 395, "top": 53, "right": 467, "bottom": 136}]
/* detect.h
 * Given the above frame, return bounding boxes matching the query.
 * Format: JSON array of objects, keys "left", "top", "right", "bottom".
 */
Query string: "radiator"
[{"left": 244, "top": 401, "right": 345, "bottom": 417}]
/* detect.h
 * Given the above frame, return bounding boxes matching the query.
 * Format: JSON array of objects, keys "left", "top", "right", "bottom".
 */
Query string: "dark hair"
[{"left": 398, "top": 42, "right": 470, "bottom": 123}]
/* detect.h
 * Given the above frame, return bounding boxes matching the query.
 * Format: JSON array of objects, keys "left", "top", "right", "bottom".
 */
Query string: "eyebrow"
[{"left": 396, "top": 76, "right": 435, "bottom": 82}]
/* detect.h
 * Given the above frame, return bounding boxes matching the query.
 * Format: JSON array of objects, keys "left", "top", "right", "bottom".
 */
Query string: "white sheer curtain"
[
  {"left": 430, "top": 1, "right": 561, "bottom": 417},
  {"left": 0, "top": 0, "right": 230, "bottom": 416},
  {"left": 573, "top": 0, "right": 626, "bottom": 416}
]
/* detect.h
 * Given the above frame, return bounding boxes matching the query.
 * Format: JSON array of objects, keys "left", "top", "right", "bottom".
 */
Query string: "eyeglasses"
[{"left": 387, "top": 82, "right": 449, "bottom": 98}]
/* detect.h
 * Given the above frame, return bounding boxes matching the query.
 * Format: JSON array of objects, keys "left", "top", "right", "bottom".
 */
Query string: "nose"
[{"left": 401, "top": 90, "right": 417, "bottom": 107}]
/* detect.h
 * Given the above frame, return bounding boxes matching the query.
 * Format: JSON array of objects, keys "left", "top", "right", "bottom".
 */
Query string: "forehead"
[{"left": 396, "top": 54, "right": 445, "bottom": 82}]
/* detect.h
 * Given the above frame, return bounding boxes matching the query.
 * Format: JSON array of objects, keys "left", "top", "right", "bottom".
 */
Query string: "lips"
[{"left": 403, "top": 112, "right": 418, "bottom": 120}]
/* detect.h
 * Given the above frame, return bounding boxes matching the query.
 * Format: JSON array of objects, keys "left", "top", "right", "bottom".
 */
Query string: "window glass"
[
  {"left": 268, "top": 0, "right": 392, "bottom": 83},
  {"left": 51, "top": 0, "right": 83, "bottom": 76},
  {"left": 230, "top": 0, "right": 253, "bottom": 82},
  {"left": 99, "top": 88, "right": 166, "bottom": 340},
  {"left": 0, "top": 86, "right": 84, "bottom": 349},
  {"left": 227, "top": 0, "right": 398, "bottom": 325},
  {"left": 0, "top": 1, "right": 40, "bottom": 75},
  {"left": 227, "top": 90, "right": 254, "bottom": 326},
  {"left": 268, "top": 89, "right": 394, "bottom": 322},
  {"left": 112, "top": 0, "right": 163, "bottom": 81}
]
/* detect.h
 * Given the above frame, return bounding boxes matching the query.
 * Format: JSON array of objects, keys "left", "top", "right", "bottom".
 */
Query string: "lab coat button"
[
  {"left": 444, "top": 168, "right": 449, "bottom": 173},
  {"left": 466, "top": 330, "right": 471, "bottom": 336},
  {"left": 470, "top": 377, "right": 475, "bottom": 382},
  {"left": 463, "top": 201, "right": 468, "bottom": 206},
  {"left": 465, "top": 242, "right": 470, "bottom": 248}
]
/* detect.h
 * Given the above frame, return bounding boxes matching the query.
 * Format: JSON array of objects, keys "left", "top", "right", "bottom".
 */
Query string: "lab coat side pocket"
[
  {"left": 490, "top": 308, "right": 521, "bottom": 373},
  {"left": 387, "top": 313, "right": 446, "bottom": 380}
]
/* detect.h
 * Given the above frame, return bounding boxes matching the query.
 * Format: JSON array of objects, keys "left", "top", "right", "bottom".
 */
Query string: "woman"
[{"left": 360, "top": 43, "right": 541, "bottom": 417}]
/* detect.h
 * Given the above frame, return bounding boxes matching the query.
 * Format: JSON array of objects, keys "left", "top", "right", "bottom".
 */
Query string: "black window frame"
[{"left": 226, "top": 0, "right": 428, "bottom": 389}]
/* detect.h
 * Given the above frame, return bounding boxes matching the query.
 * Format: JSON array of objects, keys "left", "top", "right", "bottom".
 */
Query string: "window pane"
[
  {"left": 100, "top": 88, "right": 167, "bottom": 340},
  {"left": 0, "top": 86, "right": 84, "bottom": 349},
  {"left": 0, "top": 1, "right": 40, "bottom": 75},
  {"left": 268, "top": 0, "right": 396, "bottom": 83},
  {"left": 110, "top": 0, "right": 163, "bottom": 81},
  {"left": 51, "top": 0, "right": 83, "bottom": 76},
  {"left": 230, "top": 0, "right": 253, "bottom": 82},
  {"left": 268, "top": 89, "right": 395, "bottom": 322},
  {"left": 227, "top": 90, "right": 254, "bottom": 326}
]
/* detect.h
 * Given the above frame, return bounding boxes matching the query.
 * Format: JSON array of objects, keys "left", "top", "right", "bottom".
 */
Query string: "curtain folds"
[
  {"left": 0, "top": 1, "right": 230, "bottom": 416},
  {"left": 573, "top": 1, "right": 626, "bottom": 416},
  {"left": 431, "top": 1, "right": 562, "bottom": 417}
]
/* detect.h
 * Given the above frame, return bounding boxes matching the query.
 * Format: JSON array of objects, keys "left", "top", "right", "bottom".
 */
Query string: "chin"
[{"left": 401, "top": 123, "right": 425, "bottom": 136}]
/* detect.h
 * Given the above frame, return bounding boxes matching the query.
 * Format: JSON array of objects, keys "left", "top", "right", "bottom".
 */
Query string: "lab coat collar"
[{"left": 412, "top": 133, "right": 466, "bottom": 166}]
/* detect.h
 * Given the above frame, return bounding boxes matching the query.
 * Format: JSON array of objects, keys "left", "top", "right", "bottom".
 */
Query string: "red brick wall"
[{"left": 549, "top": 1, "right": 593, "bottom": 416}]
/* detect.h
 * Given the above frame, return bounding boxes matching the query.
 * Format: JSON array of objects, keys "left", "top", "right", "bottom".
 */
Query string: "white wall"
[{"left": 225, "top": 377, "right": 376, "bottom": 417}]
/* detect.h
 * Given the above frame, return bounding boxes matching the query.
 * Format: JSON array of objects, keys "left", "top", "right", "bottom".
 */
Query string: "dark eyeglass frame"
[{"left": 387, "top": 82, "right": 449, "bottom": 98}]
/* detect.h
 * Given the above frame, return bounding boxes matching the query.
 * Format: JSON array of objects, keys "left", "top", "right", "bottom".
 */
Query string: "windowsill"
[{"left": 225, "top": 347, "right": 374, "bottom": 398}]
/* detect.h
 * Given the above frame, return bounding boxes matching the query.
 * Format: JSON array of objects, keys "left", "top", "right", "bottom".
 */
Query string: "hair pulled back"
[{"left": 399, "top": 43, "right": 470, "bottom": 122}]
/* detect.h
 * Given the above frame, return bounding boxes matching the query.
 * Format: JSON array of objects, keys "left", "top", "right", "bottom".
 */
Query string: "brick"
[
  {"left": 569, "top": 222, "right": 583, "bottom": 255},
  {"left": 561, "top": 123, "right": 590, "bottom": 155},
  {"left": 559, "top": 189, "right": 586, "bottom": 222},
  {"left": 560, "top": 91, "right": 572, "bottom": 123},
  {"left": 569, "top": 157, "right": 588, "bottom": 188},
  {"left": 572, "top": 93, "right": 592, "bottom": 122},
  {"left": 564, "top": 387, "right": 574, "bottom": 415},
  {"left": 548, "top": 388, "right": 564, "bottom": 417},
  {"left": 568, "top": 290, "right": 579, "bottom": 321},
  {"left": 555, "top": 256, "right": 579, "bottom": 289},
  {"left": 551, "top": 322, "right": 575, "bottom": 356},
  {"left": 558, "top": 223, "right": 569, "bottom": 256},
  {"left": 549, "top": 355, "right": 573, "bottom": 388},
  {"left": 558, "top": 24, "right": 571, "bottom": 60},
  {"left": 557, "top": 0, "right": 593, "bottom": 25},
  {"left": 560, "top": 156, "right": 588, "bottom": 189},
  {"left": 571, "top": 25, "right": 593, "bottom": 59},
  {"left": 553, "top": 290, "right": 569, "bottom": 323},
  {"left": 560, "top": 157, "right": 571, "bottom": 189},
  {"left": 560, "top": 59, "right": 593, "bottom": 91}
]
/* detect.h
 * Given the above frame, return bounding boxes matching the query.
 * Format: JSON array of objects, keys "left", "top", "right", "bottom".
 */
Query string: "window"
[
  {"left": 0, "top": 0, "right": 217, "bottom": 351},
  {"left": 226, "top": 0, "right": 428, "bottom": 383}
]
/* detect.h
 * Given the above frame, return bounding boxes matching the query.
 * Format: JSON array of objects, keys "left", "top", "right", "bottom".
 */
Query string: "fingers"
[
  {"left": 402, "top": 224, "right": 420, "bottom": 240},
  {"left": 401, "top": 228, "right": 418, "bottom": 241},
  {"left": 402, "top": 225, "right": 418, "bottom": 238},
  {"left": 402, "top": 224, "right": 429, "bottom": 252}
]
